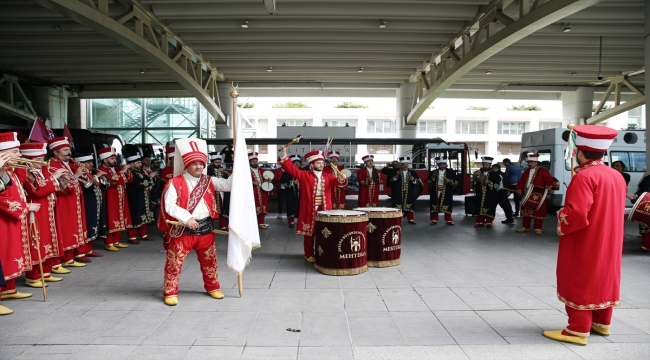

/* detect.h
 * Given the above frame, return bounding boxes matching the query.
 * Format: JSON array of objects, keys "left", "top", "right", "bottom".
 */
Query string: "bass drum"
[
  {"left": 629, "top": 192, "right": 650, "bottom": 226},
  {"left": 261, "top": 182, "right": 274, "bottom": 192},
  {"left": 521, "top": 185, "right": 548, "bottom": 211},
  {"left": 263, "top": 170, "right": 274, "bottom": 180}
]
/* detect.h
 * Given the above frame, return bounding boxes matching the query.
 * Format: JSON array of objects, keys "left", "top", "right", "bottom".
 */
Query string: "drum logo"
[
  {"left": 321, "top": 227, "right": 332, "bottom": 239},
  {"left": 644, "top": 202, "right": 650, "bottom": 212},
  {"left": 367, "top": 222, "right": 377, "bottom": 233},
  {"left": 351, "top": 237, "right": 361, "bottom": 252},
  {"left": 392, "top": 230, "right": 399, "bottom": 245},
  {"left": 532, "top": 194, "right": 540, "bottom": 201},
  {"left": 381, "top": 225, "right": 401, "bottom": 246},
  {"left": 337, "top": 231, "right": 366, "bottom": 259}
]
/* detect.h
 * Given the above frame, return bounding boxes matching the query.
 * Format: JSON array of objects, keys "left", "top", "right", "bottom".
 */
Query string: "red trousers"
[
  {"left": 430, "top": 213, "right": 452, "bottom": 222},
  {"left": 74, "top": 243, "right": 92, "bottom": 257},
  {"left": 288, "top": 216, "right": 295, "bottom": 225},
  {"left": 25, "top": 259, "right": 56, "bottom": 281},
  {"left": 564, "top": 305, "right": 613, "bottom": 337},
  {"left": 523, "top": 217, "right": 543, "bottom": 230},
  {"left": 218, "top": 217, "right": 228, "bottom": 229},
  {"left": 163, "top": 233, "right": 220, "bottom": 298},
  {"left": 476, "top": 215, "right": 494, "bottom": 225},
  {"left": 1, "top": 278, "right": 17, "bottom": 294},
  {"left": 405, "top": 212, "right": 414, "bottom": 221},
  {"left": 105, "top": 231, "right": 122, "bottom": 245},
  {"left": 257, "top": 214, "right": 265, "bottom": 225},
  {"left": 642, "top": 233, "right": 650, "bottom": 249},
  {"left": 59, "top": 250, "right": 74, "bottom": 264},
  {"left": 127, "top": 224, "right": 147, "bottom": 239},
  {"left": 304, "top": 235, "right": 315, "bottom": 258}
]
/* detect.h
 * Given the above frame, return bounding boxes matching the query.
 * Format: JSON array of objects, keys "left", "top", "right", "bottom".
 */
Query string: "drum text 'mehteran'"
[
  {"left": 383, "top": 245, "right": 401, "bottom": 252},
  {"left": 339, "top": 252, "right": 366, "bottom": 259}
]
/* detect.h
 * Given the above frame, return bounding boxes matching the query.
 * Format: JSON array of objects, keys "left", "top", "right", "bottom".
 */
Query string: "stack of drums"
[
  {"left": 354, "top": 207, "right": 402, "bottom": 267},
  {"left": 314, "top": 210, "right": 368, "bottom": 275}
]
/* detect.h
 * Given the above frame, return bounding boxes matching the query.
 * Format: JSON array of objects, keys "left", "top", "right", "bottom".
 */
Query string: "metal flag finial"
[{"left": 230, "top": 82, "right": 239, "bottom": 98}]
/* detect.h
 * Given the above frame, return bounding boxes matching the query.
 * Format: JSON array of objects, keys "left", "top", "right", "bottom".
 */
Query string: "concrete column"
[
  {"left": 34, "top": 86, "right": 69, "bottom": 128},
  {"left": 646, "top": 0, "right": 650, "bottom": 171},
  {"left": 396, "top": 83, "right": 416, "bottom": 157},
  {"left": 216, "top": 83, "right": 234, "bottom": 138},
  {"left": 561, "top": 87, "right": 594, "bottom": 126},
  {"left": 67, "top": 97, "right": 86, "bottom": 129}
]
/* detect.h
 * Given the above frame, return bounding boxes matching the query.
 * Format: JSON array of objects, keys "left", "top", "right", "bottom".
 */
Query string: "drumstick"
[
  {"left": 279, "top": 135, "right": 303, "bottom": 151},
  {"left": 330, "top": 163, "right": 346, "bottom": 178},
  {"left": 165, "top": 220, "right": 228, "bottom": 235}
]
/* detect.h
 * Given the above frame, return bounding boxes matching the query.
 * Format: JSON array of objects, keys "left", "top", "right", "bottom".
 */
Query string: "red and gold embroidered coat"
[
  {"left": 556, "top": 160, "right": 626, "bottom": 310},
  {"left": 515, "top": 166, "right": 553, "bottom": 219},
  {"left": 99, "top": 165, "right": 132, "bottom": 234},
  {"left": 49, "top": 159, "right": 87, "bottom": 251},
  {"left": 324, "top": 165, "right": 346, "bottom": 210},
  {"left": 0, "top": 168, "right": 32, "bottom": 280},
  {"left": 21, "top": 168, "right": 61, "bottom": 264},
  {"left": 251, "top": 167, "right": 268, "bottom": 215},
  {"left": 280, "top": 158, "right": 348, "bottom": 237},
  {"left": 356, "top": 167, "right": 380, "bottom": 207},
  {"left": 157, "top": 174, "right": 219, "bottom": 235},
  {"left": 160, "top": 166, "right": 174, "bottom": 183}
]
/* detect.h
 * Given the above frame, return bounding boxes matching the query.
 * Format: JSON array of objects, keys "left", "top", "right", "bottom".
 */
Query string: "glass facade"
[{"left": 87, "top": 98, "right": 213, "bottom": 145}]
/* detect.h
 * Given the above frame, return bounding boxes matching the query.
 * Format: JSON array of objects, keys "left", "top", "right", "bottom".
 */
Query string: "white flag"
[{"left": 226, "top": 119, "right": 261, "bottom": 275}]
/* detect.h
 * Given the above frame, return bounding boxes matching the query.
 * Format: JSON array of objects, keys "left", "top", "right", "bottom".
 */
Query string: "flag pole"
[
  {"left": 230, "top": 82, "right": 244, "bottom": 298},
  {"left": 567, "top": 121, "right": 575, "bottom": 178}
]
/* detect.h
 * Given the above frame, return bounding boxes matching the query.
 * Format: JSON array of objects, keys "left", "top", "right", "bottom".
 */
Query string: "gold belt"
[
  {"left": 437, "top": 185, "right": 444, "bottom": 190},
  {"left": 315, "top": 195, "right": 323, "bottom": 206}
]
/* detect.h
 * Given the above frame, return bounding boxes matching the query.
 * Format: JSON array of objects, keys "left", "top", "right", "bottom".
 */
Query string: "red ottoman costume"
[
  {"left": 324, "top": 151, "right": 347, "bottom": 210},
  {"left": 357, "top": 154, "right": 380, "bottom": 208},
  {"left": 249, "top": 152, "right": 269, "bottom": 226},
  {"left": 516, "top": 153, "right": 553, "bottom": 232},
  {"left": 97, "top": 147, "right": 132, "bottom": 248}
]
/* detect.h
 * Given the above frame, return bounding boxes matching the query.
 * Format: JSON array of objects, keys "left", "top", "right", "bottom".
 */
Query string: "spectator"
[
  {"left": 503, "top": 158, "right": 522, "bottom": 216},
  {"left": 220, "top": 145, "right": 234, "bottom": 165},
  {"left": 611, "top": 160, "right": 630, "bottom": 185}
]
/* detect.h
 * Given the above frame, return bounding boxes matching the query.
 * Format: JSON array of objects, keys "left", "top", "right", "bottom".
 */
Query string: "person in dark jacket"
[
  {"left": 612, "top": 161, "right": 631, "bottom": 185},
  {"left": 495, "top": 163, "right": 515, "bottom": 224},
  {"left": 503, "top": 158, "right": 522, "bottom": 216}
]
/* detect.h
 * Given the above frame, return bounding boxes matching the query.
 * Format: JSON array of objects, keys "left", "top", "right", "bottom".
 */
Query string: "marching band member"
[
  {"left": 160, "top": 141, "right": 176, "bottom": 184},
  {"left": 158, "top": 139, "right": 232, "bottom": 306},
  {"left": 428, "top": 156, "right": 457, "bottom": 225},
  {"left": 47, "top": 137, "right": 88, "bottom": 268},
  {"left": 74, "top": 153, "right": 108, "bottom": 257},
  {"left": 543, "top": 125, "right": 625, "bottom": 345},
  {"left": 279, "top": 155, "right": 301, "bottom": 228},
  {"left": 516, "top": 153, "right": 553, "bottom": 235},
  {"left": 274, "top": 157, "right": 286, "bottom": 219},
  {"left": 385, "top": 156, "right": 421, "bottom": 224},
  {"left": 21, "top": 143, "right": 66, "bottom": 287},
  {"left": 279, "top": 147, "right": 348, "bottom": 262},
  {"left": 324, "top": 151, "right": 346, "bottom": 210},
  {"left": 359, "top": 154, "right": 380, "bottom": 207},
  {"left": 125, "top": 152, "right": 155, "bottom": 243},
  {"left": 207, "top": 152, "right": 230, "bottom": 230},
  {"left": 473, "top": 157, "right": 502, "bottom": 229},
  {"left": 249, "top": 152, "right": 269, "bottom": 229},
  {"left": 97, "top": 147, "right": 132, "bottom": 251},
  {"left": 627, "top": 172, "right": 650, "bottom": 252},
  {"left": 0, "top": 152, "right": 14, "bottom": 315},
  {"left": 0, "top": 133, "right": 38, "bottom": 301}
]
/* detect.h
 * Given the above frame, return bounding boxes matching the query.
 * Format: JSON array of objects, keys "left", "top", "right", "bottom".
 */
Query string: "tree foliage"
[
  {"left": 272, "top": 101, "right": 311, "bottom": 108},
  {"left": 467, "top": 105, "right": 490, "bottom": 111},
  {"left": 237, "top": 102, "right": 255, "bottom": 108},
  {"left": 507, "top": 104, "right": 542, "bottom": 111},
  {"left": 335, "top": 101, "right": 368, "bottom": 108}
]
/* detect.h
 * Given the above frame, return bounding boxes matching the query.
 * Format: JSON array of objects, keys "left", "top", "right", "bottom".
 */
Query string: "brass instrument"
[
  {"left": 329, "top": 163, "right": 347, "bottom": 179},
  {"left": 2, "top": 157, "right": 51, "bottom": 169},
  {"left": 279, "top": 134, "right": 303, "bottom": 151}
]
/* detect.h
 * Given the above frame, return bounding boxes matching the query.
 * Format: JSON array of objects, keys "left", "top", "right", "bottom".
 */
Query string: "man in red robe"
[
  {"left": 20, "top": 143, "right": 67, "bottom": 287},
  {"left": 279, "top": 148, "right": 348, "bottom": 262},
  {"left": 515, "top": 153, "right": 553, "bottom": 235},
  {"left": 160, "top": 152, "right": 175, "bottom": 184},
  {"left": 0, "top": 132, "right": 38, "bottom": 300},
  {"left": 542, "top": 125, "right": 625, "bottom": 346},
  {"left": 324, "top": 151, "right": 346, "bottom": 210},
  {"left": 47, "top": 137, "right": 88, "bottom": 269},
  {"left": 158, "top": 139, "right": 231, "bottom": 306},
  {"left": 97, "top": 147, "right": 132, "bottom": 251},
  {"left": 249, "top": 152, "right": 270, "bottom": 229},
  {"left": 357, "top": 154, "right": 380, "bottom": 207}
]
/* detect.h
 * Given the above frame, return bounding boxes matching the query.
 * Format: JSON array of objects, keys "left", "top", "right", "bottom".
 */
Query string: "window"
[
  {"left": 466, "top": 142, "right": 486, "bottom": 155},
  {"left": 246, "top": 144, "right": 268, "bottom": 155},
  {"left": 456, "top": 121, "right": 485, "bottom": 134},
  {"left": 366, "top": 144, "right": 395, "bottom": 154},
  {"left": 280, "top": 120, "right": 312, "bottom": 127},
  {"left": 520, "top": 150, "right": 552, "bottom": 171},
  {"left": 498, "top": 122, "right": 526, "bottom": 135},
  {"left": 367, "top": 120, "right": 396, "bottom": 133},
  {"left": 325, "top": 120, "right": 356, "bottom": 127},
  {"left": 539, "top": 122, "right": 561, "bottom": 130},
  {"left": 627, "top": 107, "right": 643, "bottom": 129},
  {"left": 497, "top": 142, "right": 521, "bottom": 155},
  {"left": 418, "top": 121, "right": 445, "bottom": 134},
  {"left": 610, "top": 151, "right": 647, "bottom": 172}
]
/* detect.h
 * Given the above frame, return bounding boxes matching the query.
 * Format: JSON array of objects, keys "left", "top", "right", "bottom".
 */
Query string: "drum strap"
[{"left": 527, "top": 167, "right": 540, "bottom": 189}]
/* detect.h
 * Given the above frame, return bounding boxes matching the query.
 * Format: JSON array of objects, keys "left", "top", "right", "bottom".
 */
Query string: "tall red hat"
[
  {"left": 0, "top": 132, "right": 20, "bottom": 151},
  {"left": 573, "top": 125, "right": 618, "bottom": 153},
  {"left": 248, "top": 152, "right": 259, "bottom": 161},
  {"left": 362, "top": 154, "right": 374, "bottom": 163},
  {"left": 305, "top": 150, "right": 325, "bottom": 165},
  {"left": 328, "top": 151, "right": 340, "bottom": 159},
  {"left": 526, "top": 153, "right": 540, "bottom": 162},
  {"left": 181, "top": 141, "right": 207, "bottom": 170},
  {"left": 97, "top": 147, "right": 116, "bottom": 161},
  {"left": 19, "top": 142, "right": 47, "bottom": 158},
  {"left": 47, "top": 136, "right": 70, "bottom": 152}
]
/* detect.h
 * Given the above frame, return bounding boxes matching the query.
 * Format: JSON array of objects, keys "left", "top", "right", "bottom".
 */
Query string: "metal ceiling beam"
[
  {"left": 587, "top": 69, "right": 646, "bottom": 125},
  {"left": 0, "top": 74, "right": 38, "bottom": 122},
  {"left": 30, "top": 0, "right": 226, "bottom": 122},
  {"left": 406, "top": 0, "right": 603, "bottom": 125}
]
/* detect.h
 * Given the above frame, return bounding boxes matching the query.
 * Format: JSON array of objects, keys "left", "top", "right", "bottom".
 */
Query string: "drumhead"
[
  {"left": 629, "top": 191, "right": 650, "bottom": 223},
  {"left": 318, "top": 210, "right": 365, "bottom": 217},
  {"left": 341, "top": 169, "right": 352, "bottom": 177},
  {"left": 263, "top": 170, "right": 274, "bottom": 180},
  {"left": 261, "top": 182, "right": 274, "bottom": 192},
  {"left": 354, "top": 207, "right": 398, "bottom": 213}
]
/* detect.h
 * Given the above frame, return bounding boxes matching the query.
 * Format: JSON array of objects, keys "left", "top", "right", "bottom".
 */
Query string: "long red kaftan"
[
  {"left": 48, "top": 159, "right": 87, "bottom": 251},
  {"left": 0, "top": 169, "right": 32, "bottom": 280},
  {"left": 356, "top": 167, "right": 380, "bottom": 208},
  {"left": 516, "top": 166, "right": 553, "bottom": 219},
  {"left": 280, "top": 158, "right": 347, "bottom": 236},
  {"left": 21, "top": 168, "right": 61, "bottom": 264},
  {"left": 556, "top": 160, "right": 626, "bottom": 310},
  {"left": 251, "top": 167, "right": 269, "bottom": 215},
  {"left": 324, "top": 165, "right": 346, "bottom": 210},
  {"left": 99, "top": 165, "right": 132, "bottom": 233}
]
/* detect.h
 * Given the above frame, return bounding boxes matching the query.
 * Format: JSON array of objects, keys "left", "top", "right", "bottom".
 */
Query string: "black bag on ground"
[{"left": 465, "top": 195, "right": 479, "bottom": 216}]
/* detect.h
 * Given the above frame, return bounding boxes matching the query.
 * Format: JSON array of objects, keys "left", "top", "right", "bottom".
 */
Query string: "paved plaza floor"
[{"left": 1, "top": 197, "right": 649, "bottom": 360}]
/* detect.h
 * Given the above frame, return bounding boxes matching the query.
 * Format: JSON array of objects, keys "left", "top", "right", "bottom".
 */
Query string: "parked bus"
[{"left": 520, "top": 128, "right": 646, "bottom": 209}]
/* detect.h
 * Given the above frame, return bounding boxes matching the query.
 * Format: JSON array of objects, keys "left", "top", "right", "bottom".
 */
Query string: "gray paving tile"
[
  {"left": 614, "top": 308, "right": 650, "bottom": 334},
  {"left": 101, "top": 310, "right": 170, "bottom": 338},
  {"left": 338, "top": 272, "right": 377, "bottom": 289},
  {"left": 125, "top": 345, "right": 189, "bottom": 360},
  {"left": 378, "top": 288, "right": 429, "bottom": 312},
  {"left": 183, "top": 346, "right": 244, "bottom": 360},
  {"left": 391, "top": 311, "right": 456, "bottom": 345},
  {"left": 347, "top": 312, "right": 404, "bottom": 346},
  {"left": 461, "top": 344, "right": 581, "bottom": 360},
  {"left": 476, "top": 310, "right": 542, "bottom": 337},
  {"left": 436, "top": 313, "right": 508, "bottom": 345},
  {"left": 240, "top": 346, "right": 298, "bottom": 360},
  {"left": 298, "top": 346, "right": 353, "bottom": 360},
  {"left": 245, "top": 312, "right": 302, "bottom": 347},
  {"left": 352, "top": 345, "right": 469, "bottom": 360},
  {"left": 450, "top": 287, "right": 511, "bottom": 311},
  {"left": 65, "top": 345, "right": 136, "bottom": 360},
  {"left": 341, "top": 289, "right": 387, "bottom": 313},
  {"left": 260, "top": 290, "right": 306, "bottom": 313},
  {"left": 486, "top": 287, "right": 554, "bottom": 310},
  {"left": 418, "top": 288, "right": 471, "bottom": 311},
  {"left": 0, "top": 345, "right": 32, "bottom": 359},
  {"left": 303, "top": 289, "right": 345, "bottom": 313},
  {"left": 270, "top": 271, "right": 307, "bottom": 289},
  {"left": 566, "top": 343, "right": 650, "bottom": 360},
  {"left": 299, "top": 312, "right": 350, "bottom": 347}
]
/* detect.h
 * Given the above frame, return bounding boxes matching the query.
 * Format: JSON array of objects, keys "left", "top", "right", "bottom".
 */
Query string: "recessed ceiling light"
[
  {"left": 267, "top": 67, "right": 273, "bottom": 72},
  {"left": 562, "top": 24, "right": 571, "bottom": 33},
  {"left": 140, "top": 69, "right": 146, "bottom": 74},
  {"left": 52, "top": 24, "right": 62, "bottom": 31},
  {"left": 241, "top": 20, "right": 249, "bottom": 29},
  {"left": 571, "top": 71, "right": 577, "bottom": 76},
  {"left": 486, "top": 69, "right": 492, "bottom": 75},
  {"left": 358, "top": 67, "right": 364, "bottom": 73},
  {"left": 379, "top": 19, "right": 387, "bottom": 29}
]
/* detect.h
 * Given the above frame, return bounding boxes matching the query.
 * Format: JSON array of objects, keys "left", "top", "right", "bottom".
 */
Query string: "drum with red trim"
[
  {"left": 522, "top": 185, "right": 548, "bottom": 211},
  {"left": 314, "top": 210, "right": 368, "bottom": 275},
  {"left": 629, "top": 192, "right": 650, "bottom": 226},
  {"left": 354, "top": 207, "right": 402, "bottom": 267}
]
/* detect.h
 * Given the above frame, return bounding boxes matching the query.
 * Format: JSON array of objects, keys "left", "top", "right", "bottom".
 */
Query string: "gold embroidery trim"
[
  {"left": 314, "top": 263, "right": 368, "bottom": 276},
  {"left": 315, "top": 214, "right": 368, "bottom": 223},
  {"left": 557, "top": 292, "right": 620, "bottom": 310}
]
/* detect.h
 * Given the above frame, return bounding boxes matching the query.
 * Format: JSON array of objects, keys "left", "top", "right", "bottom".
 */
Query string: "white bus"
[{"left": 519, "top": 128, "right": 646, "bottom": 210}]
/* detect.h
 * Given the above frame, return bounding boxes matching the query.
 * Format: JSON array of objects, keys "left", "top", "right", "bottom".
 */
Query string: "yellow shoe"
[
  {"left": 24, "top": 280, "right": 48, "bottom": 288},
  {"left": 1, "top": 292, "right": 33, "bottom": 300},
  {"left": 104, "top": 245, "right": 119, "bottom": 252},
  {"left": 0, "top": 305, "right": 14, "bottom": 315},
  {"left": 305, "top": 256, "right": 316, "bottom": 263},
  {"left": 258, "top": 224, "right": 268, "bottom": 230},
  {"left": 164, "top": 296, "right": 178, "bottom": 306},
  {"left": 516, "top": 227, "right": 530, "bottom": 233},
  {"left": 51, "top": 266, "right": 71, "bottom": 274},
  {"left": 114, "top": 243, "right": 129, "bottom": 248},
  {"left": 208, "top": 290, "right": 225, "bottom": 299},
  {"left": 44, "top": 276, "right": 63, "bottom": 282},
  {"left": 535, "top": 229, "right": 543, "bottom": 235},
  {"left": 62, "top": 261, "right": 86, "bottom": 267},
  {"left": 591, "top": 323, "right": 611, "bottom": 336},
  {"left": 542, "top": 330, "right": 588, "bottom": 346}
]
